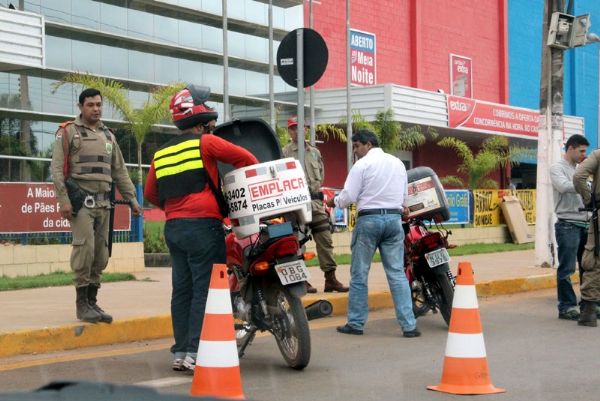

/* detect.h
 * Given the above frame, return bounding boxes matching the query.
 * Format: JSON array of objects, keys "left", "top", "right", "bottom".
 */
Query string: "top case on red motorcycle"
[
  {"left": 405, "top": 166, "right": 450, "bottom": 223},
  {"left": 213, "top": 118, "right": 283, "bottom": 177},
  {"left": 215, "top": 119, "right": 312, "bottom": 239}
]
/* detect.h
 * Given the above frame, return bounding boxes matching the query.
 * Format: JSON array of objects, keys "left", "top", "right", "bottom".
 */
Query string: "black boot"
[
  {"left": 76, "top": 286, "right": 101, "bottom": 323},
  {"left": 324, "top": 270, "right": 349, "bottom": 293},
  {"left": 88, "top": 284, "right": 113, "bottom": 324},
  {"left": 578, "top": 300, "right": 597, "bottom": 327}
]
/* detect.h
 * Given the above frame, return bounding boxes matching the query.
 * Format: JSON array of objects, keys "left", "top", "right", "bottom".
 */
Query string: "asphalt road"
[{"left": 1, "top": 289, "right": 599, "bottom": 401}]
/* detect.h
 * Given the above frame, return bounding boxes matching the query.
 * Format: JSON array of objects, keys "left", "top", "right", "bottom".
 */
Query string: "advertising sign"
[
  {"left": 0, "top": 183, "right": 131, "bottom": 233},
  {"left": 473, "top": 189, "right": 536, "bottom": 227},
  {"left": 447, "top": 95, "right": 541, "bottom": 139},
  {"left": 350, "top": 29, "right": 376, "bottom": 86},
  {"left": 445, "top": 190, "right": 470, "bottom": 224},
  {"left": 450, "top": 54, "right": 473, "bottom": 98}
]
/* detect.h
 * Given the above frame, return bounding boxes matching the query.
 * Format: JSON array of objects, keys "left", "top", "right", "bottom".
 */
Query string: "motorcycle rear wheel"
[
  {"left": 433, "top": 264, "right": 454, "bottom": 325},
  {"left": 411, "top": 280, "right": 431, "bottom": 318},
  {"left": 271, "top": 287, "right": 311, "bottom": 370}
]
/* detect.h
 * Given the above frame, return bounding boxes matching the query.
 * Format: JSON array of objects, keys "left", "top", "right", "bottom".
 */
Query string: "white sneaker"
[
  {"left": 172, "top": 357, "right": 186, "bottom": 371},
  {"left": 182, "top": 355, "right": 196, "bottom": 372}
]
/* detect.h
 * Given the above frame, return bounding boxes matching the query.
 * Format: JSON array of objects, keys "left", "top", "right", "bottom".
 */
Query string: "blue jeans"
[
  {"left": 555, "top": 221, "right": 587, "bottom": 313},
  {"left": 165, "top": 218, "right": 225, "bottom": 354},
  {"left": 347, "top": 214, "right": 417, "bottom": 332}
]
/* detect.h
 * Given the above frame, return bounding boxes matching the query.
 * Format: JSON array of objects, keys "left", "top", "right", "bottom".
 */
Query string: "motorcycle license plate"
[
  {"left": 424, "top": 248, "right": 450, "bottom": 268},
  {"left": 275, "top": 260, "right": 311, "bottom": 285}
]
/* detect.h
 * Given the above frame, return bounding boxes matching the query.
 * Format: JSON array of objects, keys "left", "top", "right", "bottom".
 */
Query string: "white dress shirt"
[{"left": 334, "top": 147, "right": 408, "bottom": 211}]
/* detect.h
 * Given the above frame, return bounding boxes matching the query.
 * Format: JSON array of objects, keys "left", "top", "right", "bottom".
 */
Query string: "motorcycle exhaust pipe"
[{"left": 305, "top": 300, "right": 333, "bottom": 321}]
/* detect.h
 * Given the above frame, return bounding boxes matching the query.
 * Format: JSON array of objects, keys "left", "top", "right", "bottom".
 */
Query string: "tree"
[
  {"left": 51, "top": 73, "right": 185, "bottom": 187},
  {"left": 340, "top": 109, "right": 435, "bottom": 153},
  {"left": 437, "top": 136, "right": 535, "bottom": 189}
]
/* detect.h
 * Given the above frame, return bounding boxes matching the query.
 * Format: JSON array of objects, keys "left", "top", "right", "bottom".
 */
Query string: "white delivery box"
[{"left": 223, "top": 157, "right": 313, "bottom": 238}]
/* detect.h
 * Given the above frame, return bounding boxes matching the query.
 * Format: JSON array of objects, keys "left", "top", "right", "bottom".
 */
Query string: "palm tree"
[
  {"left": 340, "top": 109, "right": 435, "bottom": 153},
  {"left": 51, "top": 73, "right": 185, "bottom": 188},
  {"left": 437, "top": 136, "right": 535, "bottom": 189}
]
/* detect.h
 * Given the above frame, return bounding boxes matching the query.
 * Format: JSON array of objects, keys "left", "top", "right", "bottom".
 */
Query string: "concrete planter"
[{"left": 144, "top": 253, "right": 172, "bottom": 267}]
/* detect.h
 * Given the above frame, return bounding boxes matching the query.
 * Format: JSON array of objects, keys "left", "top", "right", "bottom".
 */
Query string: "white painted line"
[
  {"left": 452, "top": 285, "right": 479, "bottom": 309},
  {"left": 135, "top": 376, "right": 192, "bottom": 388},
  {"left": 205, "top": 289, "right": 233, "bottom": 314}
]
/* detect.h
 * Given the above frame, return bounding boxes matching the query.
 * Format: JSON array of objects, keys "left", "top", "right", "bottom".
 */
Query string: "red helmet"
[{"left": 169, "top": 85, "right": 218, "bottom": 130}]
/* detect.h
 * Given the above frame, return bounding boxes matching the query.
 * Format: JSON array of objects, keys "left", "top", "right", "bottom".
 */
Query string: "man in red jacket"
[{"left": 145, "top": 85, "right": 258, "bottom": 372}]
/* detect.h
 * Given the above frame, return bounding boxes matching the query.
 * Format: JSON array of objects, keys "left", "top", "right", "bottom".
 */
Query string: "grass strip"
[
  {"left": 305, "top": 241, "right": 534, "bottom": 267},
  {"left": 0, "top": 272, "right": 136, "bottom": 291}
]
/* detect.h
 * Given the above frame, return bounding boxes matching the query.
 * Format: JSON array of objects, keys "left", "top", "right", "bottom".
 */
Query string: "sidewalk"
[{"left": 0, "top": 249, "right": 556, "bottom": 358}]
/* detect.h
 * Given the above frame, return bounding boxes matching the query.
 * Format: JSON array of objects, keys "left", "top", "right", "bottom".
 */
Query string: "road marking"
[
  {"left": 135, "top": 376, "right": 192, "bottom": 388},
  {"left": 0, "top": 342, "right": 171, "bottom": 372},
  {"left": 0, "top": 313, "right": 359, "bottom": 372}
]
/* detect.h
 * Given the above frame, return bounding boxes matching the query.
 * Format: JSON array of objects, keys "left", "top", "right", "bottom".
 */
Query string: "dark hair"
[
  {"left": 351, "top": 129, "right": 379, "bottom": 147},
  {"left": 79, "top": 88, "right": 102, "bottom": 105},
  {"left": 565, "top": 134, "right": 589, "bottom": 151}
]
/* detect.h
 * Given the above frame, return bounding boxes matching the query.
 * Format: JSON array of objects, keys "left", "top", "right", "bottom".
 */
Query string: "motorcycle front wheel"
[{"left": 270, "top": 287, "right": 311, "bottom": 370}]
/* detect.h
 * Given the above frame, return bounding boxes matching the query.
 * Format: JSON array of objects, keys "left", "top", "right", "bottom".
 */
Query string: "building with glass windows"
[{"left": 0, "top": 0, "right": 302, "bottom": 181}]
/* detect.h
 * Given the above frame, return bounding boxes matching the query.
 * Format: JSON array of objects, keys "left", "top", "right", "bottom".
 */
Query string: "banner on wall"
[
  {"left": 450, "top": 54, "right": 473, "bottom": 98},
  {"left": 447, "top": 95, "right": 541, "bottom": 139},
  {"left": 0, "top": 183, "right": 131, "bottom": 233},
  {"left": 350, "top": 29, "right": 376, "bottom": 86},
  {"left": 473, "top": 189, "right": 536, "bottom": 227},
  {"left": 445, "top": 190, "right": 470, "bottom": 224}
]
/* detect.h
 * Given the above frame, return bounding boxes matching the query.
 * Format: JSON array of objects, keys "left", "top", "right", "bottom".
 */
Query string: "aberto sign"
[
  {"left": 0, "top": 183, "right": 131, "bottom": 233},
  {"left": 447, "top": 95, "right": 540, "bottom": 139},
  {"left": 350, "top": 29, "right": 376, "bottom": 86}
]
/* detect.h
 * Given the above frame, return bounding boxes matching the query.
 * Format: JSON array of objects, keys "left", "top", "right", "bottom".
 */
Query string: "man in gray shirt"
[{"left": 550, "top": 134, "right": 589, "bottom": 320}]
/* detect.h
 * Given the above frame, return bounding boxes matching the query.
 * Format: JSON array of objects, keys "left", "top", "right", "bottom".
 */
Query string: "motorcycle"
[
  {"left": 225, "top": 218, "right": 314, "bottom": 370},
  {"left": 403, "top": 216, "right": 455, "bottom": 326}
]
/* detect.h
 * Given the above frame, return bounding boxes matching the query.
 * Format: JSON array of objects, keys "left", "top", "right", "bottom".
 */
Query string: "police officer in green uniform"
[
  {"left": 282, "top": 117, "right": 348, "bottom": 293},
  {"left": 51, "top": 88, "right": 142, "bottom": 324}
]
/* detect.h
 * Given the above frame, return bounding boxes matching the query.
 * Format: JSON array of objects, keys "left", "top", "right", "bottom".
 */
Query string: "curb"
[{"left": 0, "top": 273, "right": 560, "bottom": 359}]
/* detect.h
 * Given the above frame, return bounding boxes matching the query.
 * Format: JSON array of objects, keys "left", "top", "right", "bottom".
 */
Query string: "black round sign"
[{"left": 276, "top": 28, "right": 328, "bottom": 88}]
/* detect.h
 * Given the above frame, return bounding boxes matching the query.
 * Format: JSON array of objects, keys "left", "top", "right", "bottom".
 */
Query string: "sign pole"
[
  {"left": 297, "top": 28, "right": 305, "bottom": 169},
  {"left": 346, "top": 0, "right": 353, "bottom": 173}
]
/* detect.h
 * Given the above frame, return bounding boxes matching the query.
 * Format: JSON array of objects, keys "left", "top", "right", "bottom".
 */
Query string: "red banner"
[
  {"left": 447, "top": 95, "right": 540, "bottom": 138},
  {"left": 0, "top": 183, "right": 131, "bottom": 233},
  {"left": 450, "top": 54, "right": 473, "bottom": 98}
]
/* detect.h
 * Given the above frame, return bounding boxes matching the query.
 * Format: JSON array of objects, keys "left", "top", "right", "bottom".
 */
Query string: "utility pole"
[
  {"left": 535, "top": 0, "right": 598, "bottom": 266},
  {"left": 535, "top": 0, "right": 565, "bottom": 267}
]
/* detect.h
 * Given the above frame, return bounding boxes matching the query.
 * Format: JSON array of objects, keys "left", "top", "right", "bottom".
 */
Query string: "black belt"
[
  {"left": 357, "top": 208, "right": 402, "bottom": 217},
  {"left": 89, "top": 192, "right": 111, "bottom": 201}
]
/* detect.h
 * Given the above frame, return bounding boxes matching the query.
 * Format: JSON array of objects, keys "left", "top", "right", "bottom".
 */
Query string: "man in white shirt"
[{"left": 326, "top": 129, "right": 420, "bottom": 338}]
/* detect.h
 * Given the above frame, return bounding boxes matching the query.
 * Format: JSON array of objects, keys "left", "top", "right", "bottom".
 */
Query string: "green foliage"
[
  {"left": 437, "top": 136, "right": 528, "bottom": 189},
  {"left": 0, "top": 271, "right": 135, "bottom": 291},
  {"left": 338, "top": 109, "right": 432, "bottom": 154},
  {"left": 144, "top": 221, "right": 168, "bottom": 253}
]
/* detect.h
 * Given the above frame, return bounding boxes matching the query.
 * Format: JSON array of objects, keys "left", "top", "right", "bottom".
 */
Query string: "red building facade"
[{"left": 306, "top": 0, "right": 511, "bottom": 188}]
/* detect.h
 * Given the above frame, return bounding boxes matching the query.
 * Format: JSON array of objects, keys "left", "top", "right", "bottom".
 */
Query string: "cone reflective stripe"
[
  {"left": 428, "top": 261, "right": 505, "bottom": 395},
  {"left": 190, "top": 264, "right": 245, "bottom": 399}
]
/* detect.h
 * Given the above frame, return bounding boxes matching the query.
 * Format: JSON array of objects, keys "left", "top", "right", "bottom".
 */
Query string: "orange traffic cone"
[
  {"left": 190, "top": 264, "right": 245, "bottom": 399},
  {"left": 427, "top": 261, "right": 505, "bottom": 395}
]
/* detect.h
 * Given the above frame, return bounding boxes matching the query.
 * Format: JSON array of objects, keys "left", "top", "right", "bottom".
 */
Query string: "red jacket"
[{"left": 144, "top": 134, "right": 258, "bottom": 220}]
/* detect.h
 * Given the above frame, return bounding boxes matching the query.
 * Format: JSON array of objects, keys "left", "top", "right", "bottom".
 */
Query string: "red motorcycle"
[
  {"left": 403, "top": 216, "right": 455, "bottom": 326},
  {"left": 226, "top": 219, "right": 314, "bottom": 370}
]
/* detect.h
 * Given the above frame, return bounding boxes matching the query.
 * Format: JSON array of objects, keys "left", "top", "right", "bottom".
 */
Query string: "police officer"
[
  {"left": 282, "top": 117, "right": 348, "bottom": 293},
  {"left": 573, "top": 148, "right": 600, "bottom": 327},
  {"left": 51, "top": 88, "right": 142, "bottom": 324}
]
